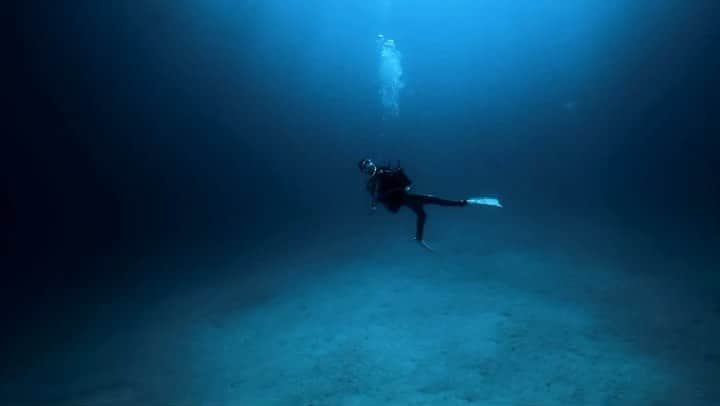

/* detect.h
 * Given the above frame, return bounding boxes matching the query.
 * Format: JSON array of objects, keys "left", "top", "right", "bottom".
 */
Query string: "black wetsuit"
[{"left": 366, "top": 166, "right": 467, "bottom": 241}]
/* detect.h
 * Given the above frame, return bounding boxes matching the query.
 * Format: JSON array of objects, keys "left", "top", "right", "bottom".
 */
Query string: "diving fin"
[
  {"left": 414, "top": 238, "right": 435, "bottom": 252},
  {"left": 466, "top": 197, "right": 502, "bottom": 208}
]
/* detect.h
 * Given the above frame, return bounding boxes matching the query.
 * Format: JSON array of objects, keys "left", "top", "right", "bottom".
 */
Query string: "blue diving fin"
[{"left": 466, "top": 197, "right": 502, "bottom": 208}]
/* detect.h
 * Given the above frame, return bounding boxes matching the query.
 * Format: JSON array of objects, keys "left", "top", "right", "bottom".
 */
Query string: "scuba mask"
[{"left": 358, "top": 158, "right": 377, "bottom": 176}]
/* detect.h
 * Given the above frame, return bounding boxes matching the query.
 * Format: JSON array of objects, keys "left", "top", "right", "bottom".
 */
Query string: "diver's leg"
[
  {"left": 408, "top": 194, "right": 468, "bottom": 207},
  {"left": 406, "top": 200, "right": 427, "bottom": 241},
  {"left": 404, "top": 197, "right": 435, "bottom": 251}
]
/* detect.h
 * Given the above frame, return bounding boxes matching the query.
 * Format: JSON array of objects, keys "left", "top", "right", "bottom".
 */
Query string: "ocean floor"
[{"left": 2, "top": 214, "right": 719, "bottom": 405}]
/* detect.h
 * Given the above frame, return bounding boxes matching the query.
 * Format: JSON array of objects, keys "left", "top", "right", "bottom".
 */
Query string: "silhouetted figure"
[{"left": 358, "top": 157, "right": 501, "bottom": 251}]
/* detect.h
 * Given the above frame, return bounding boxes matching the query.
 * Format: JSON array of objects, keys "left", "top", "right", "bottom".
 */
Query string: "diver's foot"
[{"left": 414, "top": 238, "right": 435, "bottom": 252}]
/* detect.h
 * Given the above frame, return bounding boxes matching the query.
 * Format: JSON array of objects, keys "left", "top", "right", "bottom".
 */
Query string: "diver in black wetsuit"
[{"left": 359, "top": 157, "right": 500, "bottom": 251}]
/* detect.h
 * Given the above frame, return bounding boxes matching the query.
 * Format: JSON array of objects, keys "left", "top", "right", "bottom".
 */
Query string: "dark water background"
[{"left": 4, "top": 0, "right": 720, "bottom": 399}]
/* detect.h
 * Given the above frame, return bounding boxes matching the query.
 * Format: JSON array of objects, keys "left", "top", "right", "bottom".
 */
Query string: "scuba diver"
[{"left": 358, "top": 157, "right": 502, "bottom": 251}]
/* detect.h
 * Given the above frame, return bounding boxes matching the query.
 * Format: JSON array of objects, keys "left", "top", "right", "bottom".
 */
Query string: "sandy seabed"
[{"left": 2, "top": 214, "right": 719, "bottom": 405}]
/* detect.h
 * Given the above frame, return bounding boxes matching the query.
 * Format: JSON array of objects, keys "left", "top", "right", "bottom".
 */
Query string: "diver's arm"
[
  {"left": 371, "top": 182, "right": 379, "bottom": 211},
  {"left": 366, "top": 178, "right": 379, "bottom": 212}
]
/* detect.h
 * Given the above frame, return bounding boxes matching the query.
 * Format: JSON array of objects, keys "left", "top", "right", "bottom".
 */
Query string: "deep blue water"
[{"left": 4, "top": 1, "right": 720, "bottom": 404}]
